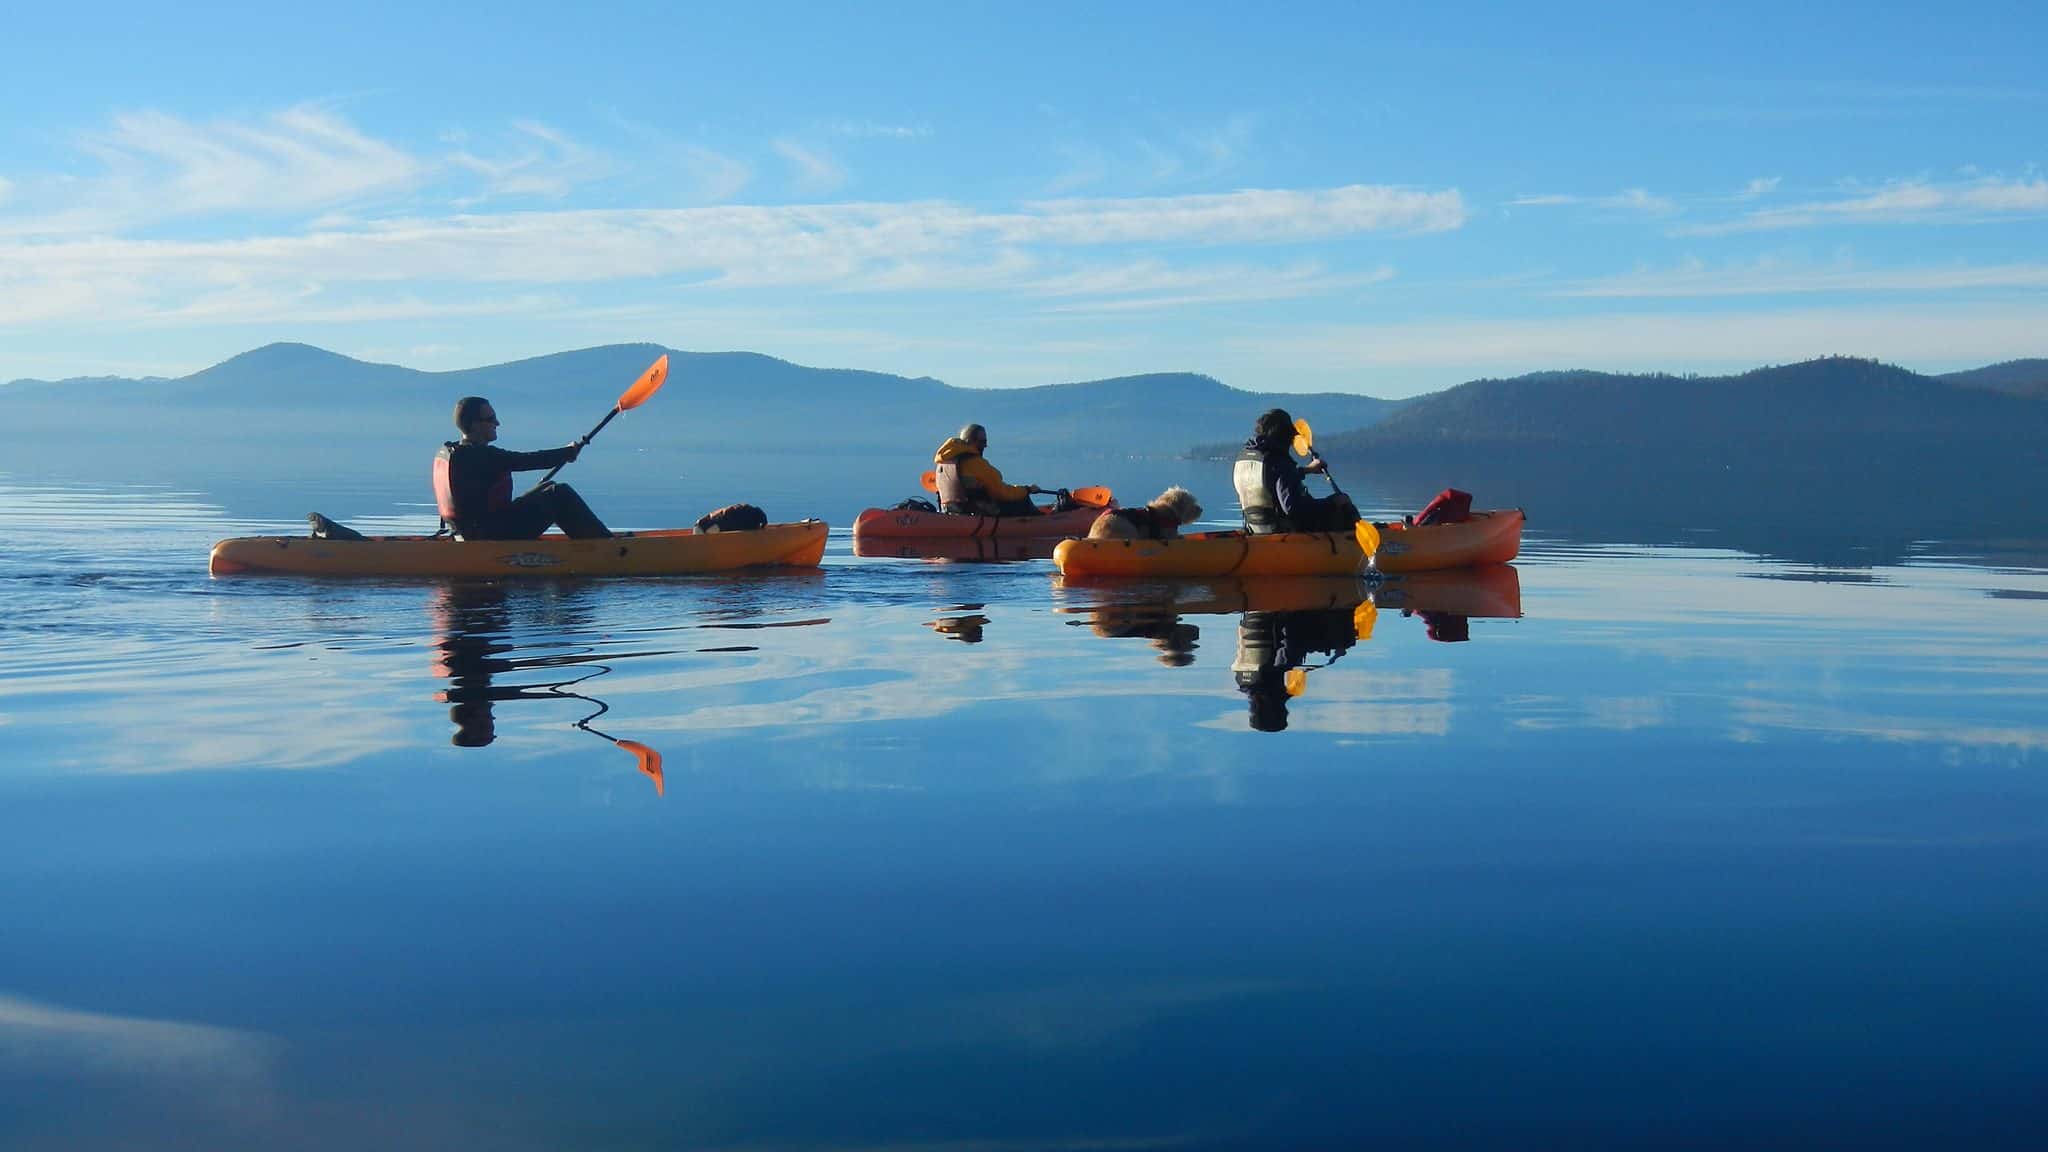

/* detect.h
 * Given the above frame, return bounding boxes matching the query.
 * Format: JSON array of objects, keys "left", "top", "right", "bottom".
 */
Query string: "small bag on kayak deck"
[
  {"left": 891, "top": 497, "right": 938, "bottom": 513},
  {"left": 695, "top": 503, "right": 768, "bottom": 533},
  {"left": 1414, "top": 488, "right": 1473, "bottom": 527}
]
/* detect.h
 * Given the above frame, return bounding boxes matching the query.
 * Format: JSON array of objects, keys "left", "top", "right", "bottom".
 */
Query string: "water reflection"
[
  {"left": 428, "top": 582, "right": 669, "bottom": 792},
  {"left": 1058, "top": 567, "right": 1524, "bottom": 731}
]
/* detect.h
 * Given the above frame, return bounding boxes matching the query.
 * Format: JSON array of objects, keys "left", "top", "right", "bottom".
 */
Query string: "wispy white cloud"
[
  {"left": 1736, "top": 177, "right": 1780, "bottom": 201},
  {"left": 1509, "top": 187, "right": 1678, "bottom": 215},
  {"left": 1682, "top": 176, "right": 2048, "bottom": 234},
  {"left": 36, "top": 104, "right": 423, "bottom": 231},
  {"left": 772, "top": 139, "right": 847, "bottom": 194},
  {"left": 1027, "top": 260, "right": 1396, "bottom": 313},
  {"left": 447, "top": 119, "right": 611, "bottom": 201},
  {"left": 1048, "top": 113, "right": 1257, "bottom": 193},
  {"left": 0, "top": 185, "right": 1463, "bottom": 327},
  {"left": 1549, "top": 257, "right": 2048, "bottom": 299},
  {"left": 820, "top": 119, "right": 932, "bottom": 139}
]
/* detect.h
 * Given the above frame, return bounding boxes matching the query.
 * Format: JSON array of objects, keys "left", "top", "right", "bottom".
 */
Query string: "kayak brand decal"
[{"left": 497, "top": 551, "right": 566, "bottom": 568}]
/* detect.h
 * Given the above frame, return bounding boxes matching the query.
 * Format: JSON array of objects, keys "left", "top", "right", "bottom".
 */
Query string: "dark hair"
[
  {"left": 958, "top": 423, "right": 987, "bottom": 444},
  {"left": 454, "top": 396, "right": 492, "bottom": 433},
  {"left": 1254, "top": 408, "right": 1294, "bottom": 443}
]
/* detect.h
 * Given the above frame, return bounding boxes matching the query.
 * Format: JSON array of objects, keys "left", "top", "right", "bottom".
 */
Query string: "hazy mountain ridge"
[
  {"left": 1939, "top": 358, "right": 2048, "bottom": 397},
  {"left": 0, "top": 342, "right": 1395, "bottom": 458},
  {"left": 1303, "top": 356, "right": 2048, "bottom": 561}
]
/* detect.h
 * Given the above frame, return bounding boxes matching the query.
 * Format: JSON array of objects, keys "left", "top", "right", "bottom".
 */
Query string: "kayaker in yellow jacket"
[{"left": 933, "top": 424, "right": 1048, "bottom": 516}]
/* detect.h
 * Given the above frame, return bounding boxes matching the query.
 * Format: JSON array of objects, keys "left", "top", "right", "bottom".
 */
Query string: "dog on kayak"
[{"left": 1086, "top": 487, "right": 1203, "bottom": 541}]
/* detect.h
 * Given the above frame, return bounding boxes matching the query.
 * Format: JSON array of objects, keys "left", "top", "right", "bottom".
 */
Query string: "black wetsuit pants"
[{"left": 467, "top": 482, "right": 611, "bottom": 539}]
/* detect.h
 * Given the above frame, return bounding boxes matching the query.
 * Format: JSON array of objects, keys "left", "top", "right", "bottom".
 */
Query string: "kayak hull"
[
  {"left": 1371, "top": 509, "right": 1524, "bottom": 574},
  {"left": 852, "top": 503, "right": 1104, "bottom": 540},
  {"left": 852, "top": 534, "right": 1063, "bottom": 562},
  {"left": 1052, "top": 510, "right": 1524, "bottom": 578},
  {"left": 1054, "top": 529, "right": 1364, "bottom": 578},
  {"left": 209, "top": 522, "right": 829, "bottom": 578}
]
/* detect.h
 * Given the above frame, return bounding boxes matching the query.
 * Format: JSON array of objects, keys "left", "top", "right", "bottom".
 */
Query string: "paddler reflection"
[
  {"left": 429, "top": 581, "right": 666, "bottom": 794},
  {"left": 1060, "top": 567, "right": 1523, "bottom": 732},
  {"left": 1233, "top": 597, "right": 1374, "bottom": 733}
]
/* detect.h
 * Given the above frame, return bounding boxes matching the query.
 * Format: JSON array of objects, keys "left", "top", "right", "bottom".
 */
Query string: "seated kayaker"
[
  {"left": 933, "top": 423, "right": 1048, "bottom": 516},
  {"left": 434, "top": 396, "right": 612, "bottom": 539},
  {"left": 1233, "top": 408, "right": 1359, "bottom": 534}
]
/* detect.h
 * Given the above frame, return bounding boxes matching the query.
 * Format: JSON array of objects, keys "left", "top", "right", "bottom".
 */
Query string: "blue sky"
[{"left": 2, "top": 0, "right": 2043, "bottom": 395}]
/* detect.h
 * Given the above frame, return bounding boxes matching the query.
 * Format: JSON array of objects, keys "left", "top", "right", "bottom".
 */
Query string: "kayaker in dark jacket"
[
  {"left": 1232, "top": 407, "right": 1358, "bottom": 534},
  {"left": 433, "top": 396, "right": 611, "bottom": 540},
  {"left": 933, "top": 423, "right": 1047, "bottom": 516}
]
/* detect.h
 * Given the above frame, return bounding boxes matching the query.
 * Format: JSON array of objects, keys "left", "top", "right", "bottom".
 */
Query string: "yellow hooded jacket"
[{"left": 933, "top": 437, "right": 1031, "bottom": 506}]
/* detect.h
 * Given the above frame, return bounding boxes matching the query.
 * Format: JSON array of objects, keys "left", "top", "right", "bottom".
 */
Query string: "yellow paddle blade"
[
  {"left": 1353, "top": 599, "right": 1378, "bottom": 641},
  {"left": 1284, "top": 668, "right": 1309, "bottom": 697},
  {"left": 921, "top": 470, "right": 939, "bottom": 493},
  {"left": 616, "top": 354, "right": 669, "bottom": 411},
  {"left": 1069, "top": 485, "right": 1112, "bottom": 508},
  {"left": 1354, "top": 519, "right": 1381, "bottom": 558},
  {"left": 618, "top": 739, "right": 664, "bottom": 796},
  {"left": 1291, "top": 417, "right": 1315, "bottom": 458}
]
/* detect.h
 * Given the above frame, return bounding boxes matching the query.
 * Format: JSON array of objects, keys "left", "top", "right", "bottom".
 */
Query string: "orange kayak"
[
  {"left": 210, "top": 521, "right": 829, "bottom": 577},
  {"left": 852, "top": 503, "right": 1106, "bottom": 540}
]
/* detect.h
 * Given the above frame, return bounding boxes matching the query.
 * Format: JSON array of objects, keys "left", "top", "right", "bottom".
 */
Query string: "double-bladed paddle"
[
  {"left": 918, "top": 472, "right": 1112, "bottom": 509},
  {"left": 1292, "top": 419, "right": 1381, "bottom": 558},
  {"left": 532, "top": 354, "right": 670, "bottom": 489}
]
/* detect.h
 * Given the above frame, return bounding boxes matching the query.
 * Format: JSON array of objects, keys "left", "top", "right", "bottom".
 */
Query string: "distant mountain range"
[
  {"left": 1296, "top": 356, "right": 2047, "bottom": 562},
  {"left": 1939, "top": 358, "right": 2048, "bottom": 397},
  {"left": 6, "top": 344, "right": 2043, "bottom": 562},
  {"left": 0, "top": 342, "right": 1399, "bottom": 458}
]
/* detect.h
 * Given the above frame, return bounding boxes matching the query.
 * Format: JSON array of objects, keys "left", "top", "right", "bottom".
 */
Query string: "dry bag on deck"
[{"left": 1414, "top": 488, "right": 1473, "bottom": 527}]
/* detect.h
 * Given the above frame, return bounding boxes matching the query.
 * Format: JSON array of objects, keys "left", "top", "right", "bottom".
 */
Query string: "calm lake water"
[{"left": 2, "top": 456, "right": 2045, "bottom": 1151}]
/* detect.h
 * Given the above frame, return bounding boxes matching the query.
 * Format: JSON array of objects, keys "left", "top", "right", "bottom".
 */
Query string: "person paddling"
[
  {"left": 1233, "top": 408, "right": 1359, "bottom": 534},
  {"left": 932, "top": 423, "right": 1050, "bottom": 517},
  {"left": 434, "top": 396, "right": 612, "bottom": 540}
]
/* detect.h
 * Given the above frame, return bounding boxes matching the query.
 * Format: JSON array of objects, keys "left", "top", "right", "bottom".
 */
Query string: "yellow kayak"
[{"left": 210, "top": 521, "right": 829, "bottom": 577}]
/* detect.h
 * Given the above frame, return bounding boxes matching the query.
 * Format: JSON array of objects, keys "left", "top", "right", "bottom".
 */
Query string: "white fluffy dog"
[{"left": 1086, "top": 486, "right": 1204, "bottom": 540}]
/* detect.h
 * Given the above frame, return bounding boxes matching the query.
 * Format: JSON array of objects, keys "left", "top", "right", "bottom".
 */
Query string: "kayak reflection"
[
  {"left": 428, "top": 581, "right": 670, "bottom": 793},
  {"left": 1058, "top": 566, "right": 1523, "bottom": 731}
]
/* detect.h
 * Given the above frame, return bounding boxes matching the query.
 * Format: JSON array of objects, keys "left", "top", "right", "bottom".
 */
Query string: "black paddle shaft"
[
  {"left": 1308, "top": 448, "right": 1345, "bottom": 497},
  {"left": 533, "top": 406, "right": 621, "bottom": 490}
]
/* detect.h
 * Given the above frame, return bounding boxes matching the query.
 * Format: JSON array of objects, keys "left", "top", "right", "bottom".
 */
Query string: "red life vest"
[{"left": 433, "top": 443, "right": 512, "bottom": 529}]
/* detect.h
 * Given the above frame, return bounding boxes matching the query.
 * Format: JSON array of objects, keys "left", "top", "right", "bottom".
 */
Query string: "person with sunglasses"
[{"left": 432, "top": 396, "right": 611, "bottom": 540}]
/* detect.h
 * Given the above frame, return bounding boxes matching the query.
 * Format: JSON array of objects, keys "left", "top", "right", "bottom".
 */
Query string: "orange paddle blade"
[
  {"left": 1284, "top": 668, "right": 1309, "bottom": 697},
  {"left": 1291, "top": 417, "right": 1315, "bottom": 458},
  {"left": 618, "top": 739, "right": 665, "bottom": 796},
  {"left": 1069, "top": 486, "right": 1112, "bottom": 508},
  {"left": 616, "top": 354, "right": 669, "bottom": 411},
  {"left": 1354, "top": 519, "right": 1381, "bottom": 558},
  {"left": 1353, "top": 599, "right": 1378, "bottom": 641},
  {"left": 920, "top": 471, "right": 939, "bottom": 493}
]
